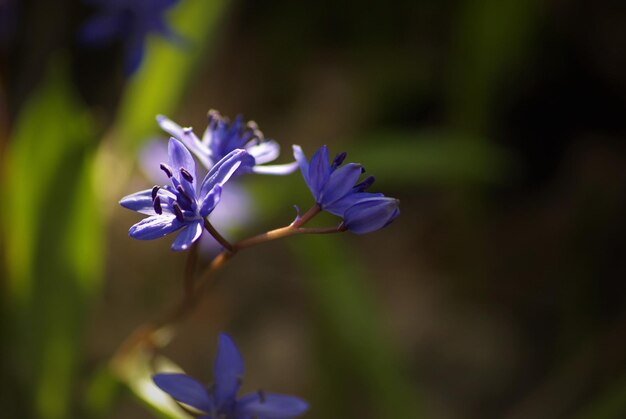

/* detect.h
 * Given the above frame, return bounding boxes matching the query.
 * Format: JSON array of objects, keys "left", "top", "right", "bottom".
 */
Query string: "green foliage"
[
  {"left": 115, "top": 0, "right": 228, "bottom": 151},
  {"left": 292, "top": 236, "right": 421, "bottom": 419},
  {"left": 353, "top": 130, "right": 513, "bottom": 187},
  {"left": 447, "top": 0, "right": 540, "bottom": 133},
  {"left": 3, "top": 62, "right": 102, "bottom": 418}
]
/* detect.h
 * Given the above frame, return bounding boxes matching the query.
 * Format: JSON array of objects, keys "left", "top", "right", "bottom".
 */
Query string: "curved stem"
[
  {"left": 113, "top": 204, "right": 342, "bottom": 361},
  {"left": 292, "top": 204, "right": 321, "bottom": 228},
  {"left": 203, "top": 218, "right": 234, "bottom": 252}
]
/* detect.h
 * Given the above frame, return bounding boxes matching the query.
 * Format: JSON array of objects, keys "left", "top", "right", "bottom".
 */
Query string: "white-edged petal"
[
  {"left": 252, "top": 161, "right": 299, "bottom": 175},
  {"left": 246, "top": 140, "right": 280, "bottom": 165},
  {"left": 157, "top": 115, "right": 212, "bottom": 168}
]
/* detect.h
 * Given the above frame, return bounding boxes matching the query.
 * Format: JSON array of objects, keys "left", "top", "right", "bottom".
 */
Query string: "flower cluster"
[
  {"left": 157, "top": 110, "right": 298, "bottom": 175},
  {"left": 120, "top": 111, "right": 399, "bottom": 250},
  {"left": 119, "top": 109, "right": 399, "bottom": 416},
  {"left": 293, "top": 145, "right": 400, "bottom": 234},
  {"left": 154, "top": 333, "right": 309, "bottom": 419}
]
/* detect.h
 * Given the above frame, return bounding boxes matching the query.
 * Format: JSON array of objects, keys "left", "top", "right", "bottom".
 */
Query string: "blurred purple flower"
[
  {"left": 0, "top": 0, "right": 16, "bottom": 44},
  {"left": 79, "top": 0, "right": 182, "bottom": 74},
  {"left": 120, "top": 138, "right": 248, "bottom": 251},
  {"left": 153, "top": 332, "right": 309, "bottom": 419},
  {"left": 157, "top": 110, "right": 298, "bottom": 175},
  {"left": 293, "top": 144, "right": 399, "bottom": 233}
]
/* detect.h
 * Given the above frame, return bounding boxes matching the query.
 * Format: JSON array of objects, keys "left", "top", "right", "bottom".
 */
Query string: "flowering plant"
[
  {"left": 117, "top": 110, "right": 399, "bottom": 417},
  {"left": 154, "top": 333, "right": 309, "bottom": 419}
]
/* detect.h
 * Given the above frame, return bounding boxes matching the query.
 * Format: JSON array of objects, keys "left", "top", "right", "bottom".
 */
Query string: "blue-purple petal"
[
  {"left": 171, "top": 220, "right": 203, "bottom": 251},
  {"left": 319, "top": 163, "right": 363, "bottom": 207},
  {"left": 153, "top": 373, "right": 214, "bottom": 413},
  {"left": 213, "top": 333, "right": 244, "bottom": 407},
  {"left": 157, "top": 115, "right": 212, "bottom": 169},
  {"left": 343, "top": 197, "right": 400, "bottom": 234},
  {"left": 308, "top": 145, "right": 330, "bottom": 200},
  {"left": 199, "top": 149, "right": 248, "bottom": 198},
  {"left": 119, "top": 189, "right": 158, "bottom": 215},
  {"left": 128, "top": 214, "right": 184, "bottom": 239},
  {"left": 199, "top": 185, "right": 222, "bottom": 217},
  {"left": 235, "top": 392, "right": 309, "bottom": 418},
  {"left": 323, "top": 191, "right": 383, "bottom": 217},
  {"left": 168, "top": 138, "right": 197, "bottom": 188}
]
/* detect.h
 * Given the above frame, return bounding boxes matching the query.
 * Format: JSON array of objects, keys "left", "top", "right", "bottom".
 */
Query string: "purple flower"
[
  {"left": 343, "top": 196, "right": 400, "bottom": 234},
  {"left": 153, "top": 333, "right": 309, "bottom": 419},
  {"left": 157, "top": 110, "right": 298, "bottom": 175},
  {"left": 293, "top": 144, "right": 399, "bottom": 233},
  {"left": 138, "top": 137, "right": 254, "bottom": 254},
  {"left": 79, "top": 0, "right": 182, "bottom": 74},
  {"left": 120, "top": 138, "right": 248, "bottom": 251}
]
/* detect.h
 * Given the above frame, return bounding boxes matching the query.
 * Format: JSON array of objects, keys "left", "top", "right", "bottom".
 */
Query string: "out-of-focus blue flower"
[
  {"left": 120, "top": 138, "right": 248, "bottom": 251},
  {"left": 157, "top": 110, "right": 298, "bottom": 175},
  {"left": 0, "top": 0, "right": 16, "bottom": 45},
  {"left": 79, "top": 0, "right": 182, "bottom": 74},
  {"left": 153, "top": 333, "right": 309, "bottom": 419},
  {"left": 293, "top": 144, "right": 399, "bottom": 233}
]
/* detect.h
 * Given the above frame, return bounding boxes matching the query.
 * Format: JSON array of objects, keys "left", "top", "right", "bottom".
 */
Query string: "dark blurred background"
[{"left": 1, "top": 0, "right": 625, "bottom": 418}]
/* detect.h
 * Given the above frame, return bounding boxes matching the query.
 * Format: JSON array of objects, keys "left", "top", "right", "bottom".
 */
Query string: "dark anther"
[
  {"left": 160, "top": 163, "right": 173, "bottom": 178},
  {"left": 176, "top": 185, "right": 192, "bottom": 204},
  {"left": 182, "top": 127, "right": 193, "bottom": 135},
  {"left": 354, "top": 175, "right": 376, "bottom": 191},
  {"left": 180, "top": 167, "right": 194, "bottom": 183},
  {"left": 258, "top": 389, "right": 266, "bottom": 403},
  {"left": 332, "top": 151, "right": 347, "bottom": 168},
  {"left": 360, "top": 166, "right": 366, "bottom": 174},
  {"left": 151, "top": 185, "right": 160, "bottom": 200},
  {"left": 153, "top": 196, "right": 163, "bottom": 215},
  {"left": 173, "top": 202, "right": 184, "bottom": 222}
]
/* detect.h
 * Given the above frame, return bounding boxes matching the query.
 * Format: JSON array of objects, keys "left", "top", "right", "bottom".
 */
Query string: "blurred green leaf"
[
  {"left": 83, "top": 366, "right": 122, "bottom": 419},
  {"left": 291, "top": 236, "right": 421, "bottom": 419},
  {"left": 353, "top": 129, "right": 514, "bottom": 186},
  {"left": 3, "top": 62, "right": 103, "bottom": 418},
  {"left": 447, "top": 0, "right": 539, "bottom": 133},
  {"left": 111, "top": 338, "right": 192, "bottom": 419},
  {"left": 115, "top": 0, "right": 228, "bottom": 150}
]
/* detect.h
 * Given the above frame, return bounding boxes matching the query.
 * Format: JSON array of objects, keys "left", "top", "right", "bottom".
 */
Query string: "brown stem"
[
  {"left": 204, "top": 218, "right": 234, "bottom": 252},
  {"left": 113, "top": 204, "right": 339, "bottom": 361},
  {"left": 292, "top": 204, "right": 321, "bottom": 228}
]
